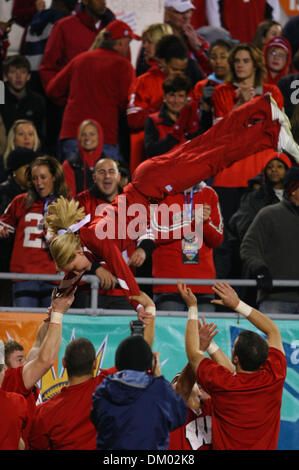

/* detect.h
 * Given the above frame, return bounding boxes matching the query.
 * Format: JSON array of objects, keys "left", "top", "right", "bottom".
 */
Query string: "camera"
[{"left": 130, "top": 320, "right": 145, "bottom": 336}]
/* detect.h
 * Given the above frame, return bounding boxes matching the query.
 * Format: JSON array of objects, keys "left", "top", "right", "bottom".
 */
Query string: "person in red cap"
[
  {"left": 46, "top": 19, "right": 140, "bottom": 163},
  {"left": 264, "top": 36, "right": 292, "bottom": 85}
]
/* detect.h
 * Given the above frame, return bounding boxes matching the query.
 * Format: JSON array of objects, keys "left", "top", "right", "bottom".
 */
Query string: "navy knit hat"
[
  {"left": 115, "top": 335, "right": 153, "bottom": 372},
  {"left": 283, "top": 166, "right": 299, "bottom": 195},
  {"left": 6, "top": 147, "right": 37, "bottom": 172}
]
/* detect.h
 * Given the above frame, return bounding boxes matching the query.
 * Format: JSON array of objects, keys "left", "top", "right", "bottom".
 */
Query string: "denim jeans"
[
  {"left": 153, "top": 293, "right": 215, "bottom": 312},
  {"left": 12, "top": 280, "right": 55, "bottom": 308},
  {"left": 102, "top": 143, "right": 125, "bottom": 163},
  {"left": 259, "top": 300, "right": 299, "bottom": 314},
  {"left": 59, "top": 139, "right": 125, "bottom": 164},
  {"left": 58, "top": 138, "right": 78, "bottom": 162}
]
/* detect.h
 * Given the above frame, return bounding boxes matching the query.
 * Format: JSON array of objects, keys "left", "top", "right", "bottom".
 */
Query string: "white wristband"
[
  {"left": 188, "top": 306, "right": 198, "bottom": 320},
  {"left": 145, "top": 305, "right": 156, "bottom": 317},
  {"left": 207, "top": 340, "right": 219, "bottom": 355},
  {"left": 50, "top": 311, "right": 63, "bottom": 324},
  {"left": 235, "top": 300, "right": 253, "bottom": 318}
]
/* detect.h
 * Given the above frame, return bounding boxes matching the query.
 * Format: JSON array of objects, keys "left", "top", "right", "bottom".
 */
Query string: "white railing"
[{"left": 0, "top": 272, "right": 299, "bottom": 319}]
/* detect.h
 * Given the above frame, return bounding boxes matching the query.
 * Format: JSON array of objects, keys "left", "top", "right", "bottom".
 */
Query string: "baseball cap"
[
  {"left": 266, "top": 36, "right": 290, "bottom": 54},
  {"left": 104, "top": 19, "right": 141, "bottom": 41},
  {"left": 164, "top": 0, "right": 195, "bottom": 12},
  {"left": 6, "top": 147, "right": 37, "bottom": 173}
]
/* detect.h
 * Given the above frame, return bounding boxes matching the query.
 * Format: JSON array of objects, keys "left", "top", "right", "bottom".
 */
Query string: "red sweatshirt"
[{"left": 46, "top": 48, "right": 135, "bottom": 144}]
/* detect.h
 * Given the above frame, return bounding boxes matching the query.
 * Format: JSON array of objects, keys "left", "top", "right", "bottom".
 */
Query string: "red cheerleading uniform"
[
  {"left": 73, "top": 95, "right": 280, "bottom": 310},
  {"left": 76, "top": 188, "right": 136, "bottom": 299},
  {"left": 212, "top": 82, "right": 284, "bottom": 187}
]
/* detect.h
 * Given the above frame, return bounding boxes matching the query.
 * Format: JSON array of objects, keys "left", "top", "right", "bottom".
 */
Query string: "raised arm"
[
  {"left": 22, "top": 286, "right": 76, "bottom": 390},
  {"left": 178, "top": 280, "right": 235, "bottom": 374},
  {"left": 198, "top": 316, "right": 235, "bottom": 373},
  {"left": 129, "top": 291, "right": 156, "bottom": 348},
  {"left": 212, "top": 282, "right": 284, "bottom": 354},
  {"left": 178, "top": 281, "right": 217, "bottom": 375}
]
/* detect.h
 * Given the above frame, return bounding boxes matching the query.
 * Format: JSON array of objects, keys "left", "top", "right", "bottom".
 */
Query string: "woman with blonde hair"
[
  {"left": 62, "top": 119, "right": 105, "bottom": 198},
  {"left": 0, "top": 155, "right": 69, "bottom": 307},
  {"left": 44, "top": 93, "right": 297, "bottom": 320},
  {"left": 136, "top": 23, "right": 173, "bottom": 76},
  {"left": 0, "top": 119, "right": 40, "bottom": 183}
]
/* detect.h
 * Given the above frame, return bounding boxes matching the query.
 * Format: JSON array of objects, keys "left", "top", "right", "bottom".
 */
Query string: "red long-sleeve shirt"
[{"left": 46, "top": 48, "right": 135, "bottom": 144}]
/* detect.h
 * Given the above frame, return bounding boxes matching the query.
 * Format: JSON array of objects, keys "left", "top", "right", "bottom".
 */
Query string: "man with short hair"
[
  {"left": 1, "top": 285, "right": 76, "bottom": 447},
  {"left": 90, "top": 294, "right": 187, "bottom": 450},
  {"left": 163, "top": 0, "right": 211, "bottom": 76},
  {"left": 0, "top": 341, "right": 29, "bottom": 450},
  {"left": 181, "top": 280, "right": 286, "bottom": 450},
  {"left": 46, "top": 19, "right": 139, "bottom": 162},
  {"left": 75, "top": 157, "right": 154, "bottom": 308},
  {"left": 4, "top": 341, "right": 26, "bottom": 368},
  {"left": 1, "top": 54, "right": 46, "bottom": 140},
  {"left": 28, "top": 291, "right": 156, "bottom": 450}
]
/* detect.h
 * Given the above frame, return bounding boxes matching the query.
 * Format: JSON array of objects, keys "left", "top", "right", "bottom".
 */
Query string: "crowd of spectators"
[
  {"left": 1, "top": 0, "right": 299, "bottom": 313},
  {"left": 0, "top": 0, "right": 296, "bottom": 452}
]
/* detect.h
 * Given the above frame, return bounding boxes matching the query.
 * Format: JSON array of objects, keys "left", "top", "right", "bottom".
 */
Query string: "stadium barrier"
[{"left": 1, "top": 273, "right": 298, "bottom": 449}]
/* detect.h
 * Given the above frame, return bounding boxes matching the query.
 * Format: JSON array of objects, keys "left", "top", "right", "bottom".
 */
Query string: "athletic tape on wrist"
[
  {"left": 145, "top": 305, "right": 156, "bottom": 317},
  {"left": 50, "top": 311, "right": 63, "bottom": 324},
  {"left": 207, "top": 340, "right": 219, "bottom": 355},
  {"left": 188, "top": 306, "right": 198, "bottom": 320},
  {"left": 235, "top": 300, "right": 253, "bottom": 318}
]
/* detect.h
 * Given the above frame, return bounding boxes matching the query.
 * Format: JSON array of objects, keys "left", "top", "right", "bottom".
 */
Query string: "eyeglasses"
[{"left": 268, "top": 50, "right": 287, "bottom": 59}]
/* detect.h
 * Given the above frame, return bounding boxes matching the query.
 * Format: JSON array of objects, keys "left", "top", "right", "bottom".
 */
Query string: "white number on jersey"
[{"left": 23, "top": 213, "right": 46, "bottom": 248}]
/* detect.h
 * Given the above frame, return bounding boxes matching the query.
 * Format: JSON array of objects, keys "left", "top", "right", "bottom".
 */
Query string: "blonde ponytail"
[{"left": 45, "top": 197, "right": 86, "bottom": 269}]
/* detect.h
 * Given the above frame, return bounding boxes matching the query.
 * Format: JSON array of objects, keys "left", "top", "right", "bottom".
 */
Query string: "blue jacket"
[{"left": 90, "top": 370, "right": 188, "bottom": 450}]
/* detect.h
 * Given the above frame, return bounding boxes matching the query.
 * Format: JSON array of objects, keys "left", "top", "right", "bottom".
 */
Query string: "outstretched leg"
[{"left": 131, "top": 94, "right": 298, "bottom": 201}]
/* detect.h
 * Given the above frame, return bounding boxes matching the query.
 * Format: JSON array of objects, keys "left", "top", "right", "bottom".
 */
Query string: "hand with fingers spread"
[
  {"left": 177, "top": 280, "right": 197, "bottom": 307},
  {"left": 211, "top": 282, "right": 240, "bottom": 310},
  {"left": 198, "top": 317, "right": 218, "bottom": 352}
]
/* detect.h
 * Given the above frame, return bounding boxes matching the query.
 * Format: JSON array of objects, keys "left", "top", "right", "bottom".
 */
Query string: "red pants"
[{"left": 129, "top": 95, "right": 280, "bottom": 202}]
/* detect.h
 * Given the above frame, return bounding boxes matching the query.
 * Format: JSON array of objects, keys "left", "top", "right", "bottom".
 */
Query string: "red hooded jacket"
[{"left": 264, "top": 36, "right": 292, "bottom": 85}]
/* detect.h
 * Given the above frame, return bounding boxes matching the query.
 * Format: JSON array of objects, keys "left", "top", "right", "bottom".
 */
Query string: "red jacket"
[
  {"left": 46, "top": 48, "right": 135, "bottom": 144},
  {"left": 211, "top": 82, "right": 284, "bottom": 187},
  {"left": 264, "top": 36, "right": 292, "bottom": 85},
  {"left": 152, "top": 183, "right": 223, "bottom": 294},
  {"left": 39, "top": 8, "right": 115, "bottom": 90},
  {"left": 209, "top": 0, "right": 267, "bottom": 43},
  {"left": 76, "top": 188, "right": 136, "bottom": 298},
  {"left": 127, "top": 64, "right": 167, "bottom": 132}
]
